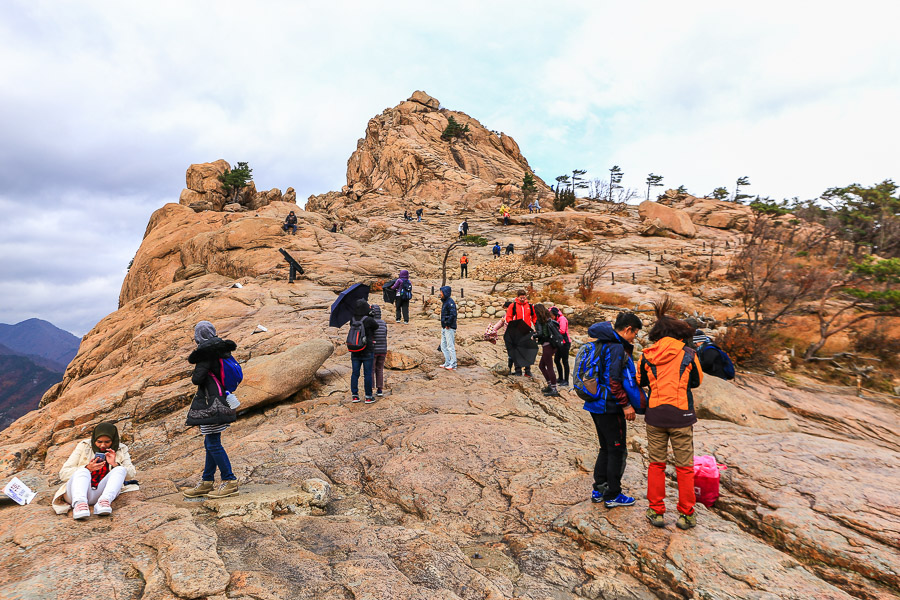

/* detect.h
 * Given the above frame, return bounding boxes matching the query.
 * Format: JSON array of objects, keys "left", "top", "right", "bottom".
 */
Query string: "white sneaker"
[
  {"left": 73, "top": 502, "right": 90, "bottom": 520},
  {"left": 94, "top": 499, "right": 112, "bottom": 516}
]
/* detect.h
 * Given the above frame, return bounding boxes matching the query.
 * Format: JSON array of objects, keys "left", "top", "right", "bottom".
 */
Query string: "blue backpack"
[
  {"left": 217, "top": 356, "right": 244, "bottom": 393},
  {"left": 397, "top": 280, "right": 413, "bottom": 300},
  {"left": 573, "top": 342, "right": 644, "bottom": 413},
  {"left": 701, "top": 342, "right": 736, "bottom": 380}
]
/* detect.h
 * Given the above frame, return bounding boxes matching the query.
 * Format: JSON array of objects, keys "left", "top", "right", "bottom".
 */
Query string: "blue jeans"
[
  {"left": 203, "top": 433, "right": 236, "bottom": 481},
  {"left": 440, "top": 328, "right": 457, "bottom": 368},
  {"left": 351, "top": 355, "right": 374, "bottom": 398}
]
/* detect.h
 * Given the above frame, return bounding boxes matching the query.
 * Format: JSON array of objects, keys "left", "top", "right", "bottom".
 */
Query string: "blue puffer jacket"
[
  {"left": 440, "top": 286, "right": 457, "bottom": 329},
  {"left": 577, "top": 322, "right": 644, "bottom": 415}
]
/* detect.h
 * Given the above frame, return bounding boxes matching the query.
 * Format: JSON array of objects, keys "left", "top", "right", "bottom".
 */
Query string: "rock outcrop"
[
  {"left": 659, "top": 189, "right": 753, "bottom": 231},
  {"left": 638, "top": 200, "right": 697, "bottom": 238},
  {"left": 178, "top": 160, "right": 296, "bottom": 213},
  {"left": 307, "top": 91, "right": 551, "bottom": 216}
]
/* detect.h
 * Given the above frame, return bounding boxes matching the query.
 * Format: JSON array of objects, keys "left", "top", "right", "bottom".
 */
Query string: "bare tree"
[
  {"left": 489, "top": 261, "right": 524, "bottom": 294},
  {"left": 523, "top": 224, "right": 562, "bottom": 264},
  {"left": 579, "top": 245, "right": 614, "bottom": 297}
]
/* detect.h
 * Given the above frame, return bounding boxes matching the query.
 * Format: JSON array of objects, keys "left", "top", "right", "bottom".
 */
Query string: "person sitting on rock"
[
  {"left": 505, "top": 243, "right": 515, "bottom": 255},
  {"left": 283, "top": 211, "right": 298, "bottom": 235},
  {"left": 639, "top": 298, "right": 703, "bottom": 530},
  {"left": 492, "top": 243, "right": 502, "bottom": 259},
  {"left": 52, "top": 422, "right": 137, "bottom": 520},
  {"left": 182, "top": 321, "right": 240, "bottom": 500},
  {"left": 330, "top": 223, "right": 337, "bottom": 233}
]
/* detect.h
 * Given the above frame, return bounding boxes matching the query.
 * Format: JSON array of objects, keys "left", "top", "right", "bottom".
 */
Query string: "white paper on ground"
[{"left": 3, "top": 477, "right": 36, "bottom": 505}]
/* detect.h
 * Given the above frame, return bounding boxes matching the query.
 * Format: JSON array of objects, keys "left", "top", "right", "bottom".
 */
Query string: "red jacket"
[{"left": 505, "top": 299, "right": 535, "bottom": 328}]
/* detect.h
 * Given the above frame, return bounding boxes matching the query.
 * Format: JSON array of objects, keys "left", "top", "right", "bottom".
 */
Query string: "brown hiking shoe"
[
  {"left": 207, "top": 480, "right": 239, "bottom": 499},
  {"left": 646, "top": 508, "right": 666, "bottom": 528},
  {"left": 182, "top": 481, "right": 214, "bottom": 498},
  {"left": 676, "top": 512, "right": 697, "bottom": 530}
]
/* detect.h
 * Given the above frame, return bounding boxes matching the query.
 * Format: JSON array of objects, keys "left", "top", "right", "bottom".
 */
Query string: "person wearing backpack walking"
[
  {"left": 438, "top": 286, "right": 458, "bottom": 370},
  {"left": 460, "top": 253, "right": 469, "bottom": 278},
  {"left": 370, "top": 305, "right": 388, "bottom": 398},
  {"left": 573, "top": 313, "right": 645, "bottom": 509},
  {"left": 533, "top": 304, "right": 562, "bottom": 396},
  {"left": 639, "top": 298, "right": 703, "bottom": 530},
  {"left": 182, "top": 321, "right": 241, "bottom": 499},
  {"left": 550, "top": 307, "right": 571, "bottom": 386},
  {"left": 461, "top": 219, "right": 469, "bottom": 236},
  {"left": 492, "top": 243, "right": 502, "bottom": 259},
  {"left": 693, "top": 330, "right": 735, "bottom": 380},
  {"left": 347, "top": 299, "right": 379, "bottom": 403},
  {"left": 416, "top": 208, "right": 423, "bottom": 222},
  {"left": 389, "top": 270, "right": 413, "bottom": 323}
]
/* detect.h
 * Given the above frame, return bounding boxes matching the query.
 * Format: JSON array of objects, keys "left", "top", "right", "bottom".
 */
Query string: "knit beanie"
[{"left": 194, "top": 321, "right": 218, "bottom": 345}]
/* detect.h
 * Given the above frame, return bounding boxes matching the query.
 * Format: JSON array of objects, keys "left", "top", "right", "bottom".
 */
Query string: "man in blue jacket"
[
  {"left": 439, "top": 286, "right": 458, "bottom": 370},
  {"left": 575, "top": 313, "right": 645, "bottom": 508}
]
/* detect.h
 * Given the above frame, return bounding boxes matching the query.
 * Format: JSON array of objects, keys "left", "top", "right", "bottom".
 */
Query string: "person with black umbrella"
[{"left": 348, "top": 299, "right": 379, "bottom": 403}]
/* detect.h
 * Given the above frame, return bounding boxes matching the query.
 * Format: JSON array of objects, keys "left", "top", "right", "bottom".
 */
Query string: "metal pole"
[
  {"left": 461, "top": 288, "right": 464, "bottom": 298},
  {"left": 431, "top": 286, "right": 435, "bottom": 295},
  {"left": 611, "top": 272, "right": 615, "bottom": 285},
  {"left": 632, "top": 273, "right": 635, "bottom": 282},
  {"left": 655, "top": 266, "right": 659, "bottom": 276}
]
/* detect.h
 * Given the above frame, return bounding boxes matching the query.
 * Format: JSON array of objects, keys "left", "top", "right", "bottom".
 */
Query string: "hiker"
[
  {"left": 282, "top": 211, "right": 298, "bottom": 235},
  {"left": 460, "top": 253, "right": 469, "bottom": 278},
  {"left": 528, "top": 202, "right": 535, "bottom": 214},
  {"left": 183, "top": 321, "right": 240, "bottom": 499},
  {"left": 492, "top": 243, "right": 502, "bottom": 259},
  {"left": 639, "top": 299, "right": 703, "bottom": 530},
  {"left": 389, "top": 270, "right": 413, "bottom": 323},
  {"left": 693, "top": 330, "right": 735, "bottom": 380},
  {"left": 505, "top": 243, "right": 515, "bottom": 255},
  {"left": 416, "top": 208, "right": 423, "bottom": 222},
  {"left": 348, "top": 299, "right": 379, "bottom": 403},
  {"left": 534, "top": 199, "right": 542, "bottom": 213},
  {"left": 550, "top": 307, "right": 571, "bottom": 386},
  {"left": 505, "top": 290, "right": 537, "bottom": 377},
  {"left": 503, "top": 210, "right": 511, "bottom": 226},
  {"left": 533, "top": 304, "right": 563, "bottom": 396},
  {"left": 52, "top": 422, "right": 137, "bottom": 519},
  {"left": 499, "top": 203, "right": 509, "bottom": 217},
  {"left": 573, "top": 313, "right": 645, "bottom": 509},
  {"left": 371, "top": 305, "right": 388, "bottom": 398},
  {"left": 458, "top": 221, "right": 465, "bottom": 238},
  {"left": 461, "top": 219, "right": 469, "bottom": 236},
  {"left": 439, "top": 286, "right": 458, "bottom": 370},
  {"left": 330, "top": 223, "right": 337, "bottom": 233}
]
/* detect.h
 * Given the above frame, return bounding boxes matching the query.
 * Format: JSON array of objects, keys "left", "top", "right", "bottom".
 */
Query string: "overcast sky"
[{"left": 1, "top": 1, "right": 898, "bottom": 336}]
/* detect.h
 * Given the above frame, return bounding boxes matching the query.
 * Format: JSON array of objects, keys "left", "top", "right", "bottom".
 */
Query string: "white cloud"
[{"left": 1, "top": 0, "right": 898, "bottom": 333}]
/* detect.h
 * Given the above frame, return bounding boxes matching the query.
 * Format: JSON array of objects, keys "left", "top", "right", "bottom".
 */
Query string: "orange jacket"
[
  {"left": 460, "top": 256, "right": 469, "bottom": 265},
  {"left": 639, "top": 337, "right": 703, "bottom": 428},
  {"left": 505, "top": 299, "right": 535, "bottom": 328}
]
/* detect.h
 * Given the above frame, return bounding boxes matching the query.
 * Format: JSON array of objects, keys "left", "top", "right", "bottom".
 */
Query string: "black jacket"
[
  {"left": 439, "top": 286, "right": 457, "bottom": 329},
  {"left": 189, "top": 337, "right": 237, "bottom": 401},
  {"left": 351, "top": 299, "right": 379, "bottom": 357}
]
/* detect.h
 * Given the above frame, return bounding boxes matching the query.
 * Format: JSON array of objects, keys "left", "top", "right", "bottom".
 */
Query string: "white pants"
[
  {"left": 440, "top": 328, "right": 457, "bottom": 368},
  {"left": 65, "top": 466, "right": 127, "bottom": 506}
]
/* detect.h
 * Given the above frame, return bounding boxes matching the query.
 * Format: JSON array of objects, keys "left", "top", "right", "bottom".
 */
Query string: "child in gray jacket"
[{"left": 370, "top": 305, "right": 388, "bottom": 400}]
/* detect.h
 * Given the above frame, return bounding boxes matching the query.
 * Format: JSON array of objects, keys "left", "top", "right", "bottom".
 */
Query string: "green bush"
[{"left": 441, "top": 116, "right": 470, "bottom": 141}]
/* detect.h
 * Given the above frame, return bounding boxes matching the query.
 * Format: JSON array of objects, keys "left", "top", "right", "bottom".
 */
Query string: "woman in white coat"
[{"left": 51, "top": 422, "right": 138, "bottom": 519}]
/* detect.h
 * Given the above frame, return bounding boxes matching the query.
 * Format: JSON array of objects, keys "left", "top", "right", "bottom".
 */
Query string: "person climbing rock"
[
  {"left": 639, "top": 298, "right": 703, "bottom": 530},
  {"left": 183, "top": 321, "right": 240, "bottom": 499},
  {"left": 460, "top": 253, "right": 469, "bottom": 278},
  {"left": 439, "top": 286, "right": 458, "bottom": 370},
  {"left": 348, "top": 299, "right": 379, "bottom": 403},
  {"left": 573, "top": 313, "right": 645, "bottom": 509},
  {"left": 390, "top": 270, "right": 413, "bottom": 323},
  {"left": 283, "top": 211, "right": 298, "bottom": 235},
  {"left": 52, "top": 422, "right": 137, "bottom": 519},
  {"left": 371, "top": 305, "right": 388, "bottom": 400},
  {"left": 550, "top": 307, "right": 571, "bottom": 386}
]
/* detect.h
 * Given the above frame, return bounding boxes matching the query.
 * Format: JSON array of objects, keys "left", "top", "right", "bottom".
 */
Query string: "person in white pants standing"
[{"left": 52, "top": 422, "right": 138, "bottom": 519}]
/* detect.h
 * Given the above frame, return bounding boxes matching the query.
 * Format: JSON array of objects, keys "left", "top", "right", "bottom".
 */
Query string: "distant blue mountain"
[{"left": 0, "top": 318, "right": 81, "bottom": 372}]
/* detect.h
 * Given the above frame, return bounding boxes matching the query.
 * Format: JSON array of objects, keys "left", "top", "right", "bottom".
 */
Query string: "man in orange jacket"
[
  {"left": 460, "top": 253, "right": 469, "bottom": 278},
  {"left": 639, "top": 299, "right": 703, "bottom": 530}
]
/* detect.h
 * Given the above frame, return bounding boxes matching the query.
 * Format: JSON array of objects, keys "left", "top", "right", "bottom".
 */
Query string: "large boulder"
[
  {"left": 693, "top": 375, "right": 797, "bottom": 431},
  {"left": 638, "top": 200, "right": 697, "bottom": 237},
  {"left": 238, "top": 339, "right": 334, "bottom": 410},
  {"left": 660, "top": 189, "right": 753, "bottom": 231}
]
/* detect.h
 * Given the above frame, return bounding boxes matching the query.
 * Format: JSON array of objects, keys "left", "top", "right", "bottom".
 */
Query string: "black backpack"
[
  {"left": 547, "top": 320, "right": 566, "bottom": 349},
  {"left": 383, "top": 279, "right": 397, "bottom": 304},
  {"left": 346, "top": 316, "right": 368, "bottom": 352},
  {"left": 397, "top": 280, "right": 413, "bottom": 301}
]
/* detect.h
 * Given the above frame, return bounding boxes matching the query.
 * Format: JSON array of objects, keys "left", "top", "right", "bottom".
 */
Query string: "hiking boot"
[
  {"left": 93, "top": 498, "right": 112, "bottom": 516},
  {"left": 72, "top": 502, "right": 90, "bottom": 520},
  {"left": 541, "top": 386, "right": 551, "bottom": 394},
  {"left": 590, "top": 489, "right": 604, "bottom": 503},
  {"left": 646, "top": 509, "right": 666, "bottom": 528},
  {"left": 676, "top": 512, "right": 697, "bottom": 530},
  {"left": 604, "top": 493, "right": 636, "bottom": 508},
  {"left": 207, "top": 481, "right": 239, "bottom": 499},
  {"left": 558, "top": 379, "right": 569, "bottom": 387},
  {"left": 376, "top": 389, "right": 383, "bottom": 397},
  {"left": 542, "top": 388, "right": 560, "bottom": 397},
  {"left": 511, "top": 371, "right": 522, "bottom": 377},
  {"left": 351, "top": 395, "right": 361, "bottom": 403},
  {"left": 182, "top": 481, "right": 214, "bottom": 498},
  {"left": 364, "top": 396, "right": 376, "bottom": 404},
  {"left": 523, "top": 372, "right": 533, "bottom": 379}
]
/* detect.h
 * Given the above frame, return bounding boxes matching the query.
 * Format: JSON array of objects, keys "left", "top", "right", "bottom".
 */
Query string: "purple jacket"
[{"left": 391, "top": 270, "right": 410, "bottom": 290}]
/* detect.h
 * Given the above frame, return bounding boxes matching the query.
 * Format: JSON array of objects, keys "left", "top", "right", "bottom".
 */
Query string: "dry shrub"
[
  {"left": 537, "top": 246, "right": 577, "bottom": 272},
  {"left": 527, "top": 280, "right": 572, "bottom": 306},
  {"left": 371, "top": 279, "right": 386, "bottom": 292},
  {"left": 578, "top": 288, "right": 632, "bottom": 305},
  {"left": 853, "top": 324, "right": 900, "bottom": 366},
  {"left": 718, "top": 326, "right": 776, "bottom": 369}
]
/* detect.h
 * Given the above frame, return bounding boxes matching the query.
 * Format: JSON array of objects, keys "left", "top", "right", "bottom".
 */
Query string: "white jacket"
[{"left": 51, "top": 439, "right": 138, "bottom": 514}]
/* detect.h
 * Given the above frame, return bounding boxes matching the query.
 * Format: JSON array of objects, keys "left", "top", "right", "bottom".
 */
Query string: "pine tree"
[
  {"left": 711, "top": 187, "right": 729, "bottom": 201},
  {"left": 733, "top": 176, "right": 752, "bottom": 203},
  {"left": 218, "top": 161, "right": 253, "bottom": 203},
  {"left": 646, "top": 173, "right": 664, "bottom": 200},
  {"left": 441, "top": 116, "right": 470, "bottom": 141},
  {"left": 608, "top": 166, "right": 624, "bottom": 201},
  {"left": 522, "top": 172, "right": 538, "bottom": 204}
]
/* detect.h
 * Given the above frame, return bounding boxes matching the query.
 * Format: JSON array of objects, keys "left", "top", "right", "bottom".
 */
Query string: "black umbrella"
[
  {"left": 504, "top": 320, "right": 539, "bottom": 369},
  {"left": 329, "top": 283, "right": 370, "bottom": 328}
]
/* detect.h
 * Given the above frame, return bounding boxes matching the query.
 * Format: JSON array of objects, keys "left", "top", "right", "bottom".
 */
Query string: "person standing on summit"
[
  {"left": 439, "top": 286, "right": 458, "bottom": 370},
  {"left": 390, "top": 270, "right": 413, "bottom": 323}
]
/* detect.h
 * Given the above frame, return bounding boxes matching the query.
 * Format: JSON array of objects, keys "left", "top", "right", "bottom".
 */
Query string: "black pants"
[
  {"left": 555, "top": 342, "right": 571, "bottom": 382},
  {"left": 591, "top": 411, "right": 627, "bottom": 500},
  {"left": 395, "top": 299, "right": 410, "bottom": 323},
  {"left": 460, "top": 264, "right": 468, "bottom": 278}
]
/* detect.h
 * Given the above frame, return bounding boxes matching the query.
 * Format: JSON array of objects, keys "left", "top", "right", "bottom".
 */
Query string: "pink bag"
[{"left": 693, "top": 455, "right": 727, "bottom": 508}]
